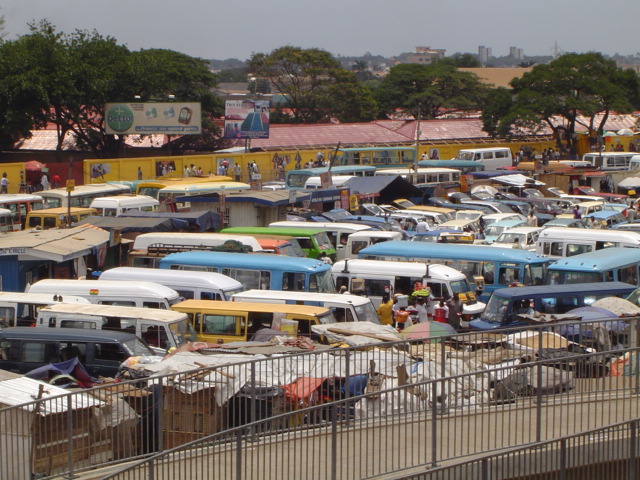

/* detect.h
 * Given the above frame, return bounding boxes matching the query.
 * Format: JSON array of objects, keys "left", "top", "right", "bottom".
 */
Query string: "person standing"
[
  {"left": 137, "top": 167, "right": 143, "bottom": 180},
  {"left": 446, "top": 294, "right": 463, "bottom": 331},
  {"left": 52, "top": 172, "right": 61, "bottom": 189},
  {"left": 40, "top": 172, "right": 50, "bottom": 191},
  {"left": 1, "top": 173, "right": 8, "bottom": 194},
  {"left": 527, "top": 211, "right": 538, "bottom": 227},
  {"left": 376, "top": 294, "right": 395, "bottom": 326},
  {"left": 433, "top": 300, "right": 449, "bottom": 324},
  {"left": 415, "top": 298, "right": 429, "bottom": 323},
  {"left": 234, "top": 163, "right": 242, "bottom": 182},
  {"left": 572, "top": 205, "right": 582, "bottom": 219},
  {"left": 416, "top": 218, "right": 430, "bottom": 234}
]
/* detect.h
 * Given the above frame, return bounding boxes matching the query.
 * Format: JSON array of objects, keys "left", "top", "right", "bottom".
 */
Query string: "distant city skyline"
[{"left": 2, "top": 0, "right": 640, "bottom": 61}]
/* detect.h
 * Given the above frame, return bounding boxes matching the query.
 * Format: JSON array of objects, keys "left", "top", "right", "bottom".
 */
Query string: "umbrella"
[
  {"left": 557, "top": 306, "right": 625, "bottom": 338},
  {"left": 24, "top": 160, "right": 46, "bottom": 172},
  {"left": 602, "top": 131, "right": 617, "bottom": 137},
  {"left": 617, "top": 129, "right": 635, "bottom": 136},
  {"left": 617, "top": 177, "right": 640, "bottom": 189},
  {"left": 401, "top": 321, "right": 457, "bottom": 341}
]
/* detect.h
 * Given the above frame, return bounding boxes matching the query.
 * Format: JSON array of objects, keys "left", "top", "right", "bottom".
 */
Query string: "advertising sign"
[
  {"left": 104, "top": 102, "right": 202, "bottom": 135},
  {"left": 224, "top": 100, "right": 270, "bottom": 139}
]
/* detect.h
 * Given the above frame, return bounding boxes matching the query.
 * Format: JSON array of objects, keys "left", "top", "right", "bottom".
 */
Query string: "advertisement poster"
[
  {"left": 224, "top": 100, "right": 270, "bottom": 139},
  {"left": 104, "top": 102, "right": 202, "bottom": 135}
]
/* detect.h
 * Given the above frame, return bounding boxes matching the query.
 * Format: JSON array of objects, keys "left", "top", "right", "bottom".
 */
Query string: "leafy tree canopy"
[
  {"left": 248, "top": 46, "right": 377, "bottom": 123},
  {"left": 374, "top": 62, "right": 489, "bottom": 120},
  {"left": 482, "top": 52, "right": 640, "bottom": 152}
]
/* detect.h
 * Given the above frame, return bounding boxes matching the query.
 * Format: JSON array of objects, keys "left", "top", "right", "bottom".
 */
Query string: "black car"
[{"left": 0, "top": 328, "right": 155, "bottom": 377}]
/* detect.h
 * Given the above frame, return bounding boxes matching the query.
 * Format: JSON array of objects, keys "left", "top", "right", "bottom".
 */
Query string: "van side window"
[
  {"left": 100, "top": 300, "right": 137, "bottom": 307},
  {"left": 176, "top": 289, "right": 195, "bottom": 300},
  {"left": 60, "top": 320, "right": 96, "bottom": 329},
  {"left": 43, "top": 217, "right": 56, "bottom": 229},
  {"left": 142, "top": 301, "right": 165, "bottom": 309},
  {"left": 94, "top": 343, "right": 127, "bottom": 362},
  {"left": 283, "top": 272, "right": 305, "bottom": 291},
  {"left": 566, "top": 244, "right": 591, "bottom": 257},
  {"left": 426, "top": 282, "right": 445, "bottom": 298},
  {"left": 202, "top": 314, "right": 242, "bottom": 335},
  {"left": 334, "top": 276, "right": 349, "bottom": 291},
  {"left": 495, "top": 150, "right": 508, "bottom": 158},
  {"left": 595, "top": 241, "right": 616, "bottom": 250},
  {"left": 619, "top": 265, "right": 638, "bottom": 285},
  {"left": 0, "top": 306, "right": 15, "bottom": 326},
  {"left": 364, "top": 279, "right": 391, "bottom": 296},
  {"left": 141, "top": 325, "right": 169, "bottom": 349},
  {"left": 22, "top": 342, "right": 60, "bottom": 363},
  {"left": 549, "top": 242, "right": 563, "bottom": 257}
]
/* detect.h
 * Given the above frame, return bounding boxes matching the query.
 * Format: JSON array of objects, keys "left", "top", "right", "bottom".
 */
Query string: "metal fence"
[{"left": 1, "top": 317, "right": 639, "bottom": 480}]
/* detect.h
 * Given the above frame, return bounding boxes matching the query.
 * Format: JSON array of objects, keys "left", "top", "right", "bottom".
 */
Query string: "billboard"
[
  {"left": 224, "top": 99, "right": 270, "bottom": 139},
  {"left": 104, "top": 102, "right": 202, "bottom": 135}
]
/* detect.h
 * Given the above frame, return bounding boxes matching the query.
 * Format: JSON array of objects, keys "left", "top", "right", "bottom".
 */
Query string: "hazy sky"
[{"left": 3, "top": 0, "right": 640, "bottom": 61}]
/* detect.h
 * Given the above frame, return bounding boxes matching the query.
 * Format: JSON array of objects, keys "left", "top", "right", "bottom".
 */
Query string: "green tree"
[
  {"left": 248, "top": 46, "right": 377, "bottom": 123},
  {"left": 439, "top": 54, "right": 481, "bottom": 68},
  {"left": 374, "top": 63, "right": 488, "bottom": 120},
  {"left": 482, "top": 53, "right": 640, "bottom": 153}
]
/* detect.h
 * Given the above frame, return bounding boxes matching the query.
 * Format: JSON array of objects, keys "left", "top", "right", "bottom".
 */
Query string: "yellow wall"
[{"left": 0, "top": 163, "right": 31, "bottom": 194}]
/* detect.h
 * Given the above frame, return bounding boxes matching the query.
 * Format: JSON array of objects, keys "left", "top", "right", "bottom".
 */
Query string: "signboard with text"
[{"left": 104, "top": 102, "right": 202, "bottom": 135}]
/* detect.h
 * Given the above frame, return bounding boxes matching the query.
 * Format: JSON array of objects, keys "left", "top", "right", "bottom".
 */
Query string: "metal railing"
[{"left": 1, "top": 317, "right": 639, "bottom": 479}]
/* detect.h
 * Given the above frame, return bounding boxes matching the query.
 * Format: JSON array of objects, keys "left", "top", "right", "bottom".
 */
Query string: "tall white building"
[
  {"left": 478, "top": 46, "right": 492, "bottom": 63},
  {"left": 509, "top": 47, "right": 524, "bottom": 60}
]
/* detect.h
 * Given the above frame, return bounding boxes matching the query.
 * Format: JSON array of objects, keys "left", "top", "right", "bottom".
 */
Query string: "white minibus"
[
  {"left": 99, "top": 267, "right": 244, "bottom": 300},
  {"left": 129, "top": 232, "right": 264, "bottom": 267},
  {"left": 232, "top": 289, "right": 380, "bottom": 323},
  {"left": 536, "top": 227, "right": 640, "bottom": 259},
  {"left": 0, "top": 292, "right": 90, "bottom": 327},
  {"left": 26, "top": 279, "right": 182, "bottom": 309},
  {"left": 90, "top": 194, "right": 159, "bottom": 217},
  {"left": 35, "top": 303, "right": 197, "bottom": 355},
  {"left": 582, "top": 152, "right": 640, "bottom": 171},
  {"left": 454, "top": 147, "right": 513, "bottom": 170},
  {"left": 345, "top": 231, "right": 403, "bottom": 258},
  {"left": 331, "top": 259, "right": 485, "bottom": 321}
]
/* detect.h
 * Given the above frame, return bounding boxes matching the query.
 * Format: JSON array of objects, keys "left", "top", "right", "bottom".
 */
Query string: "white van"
[
  {"left": 345, "top": 231, "right": 403, "bottom": 258},
  {"left": 129, "top": 232, "right": 264, "bottom": 267},
  {"left": 0, "top": 208, "right": 19, "bottom": 232},
  {"left": 454, "top": 147, "right": 513, "bottom": 170},
  {"left": 26, "top": 279, "right": 182, "bottom": 309},
  {"left": 99, "top": 267, "right": 244, "bottom": 301},
  {"left": 35, "top": 303, "right": 197, "bottom": 355},
  {"left": 331, "top": 259, "right": 485, "bottom": 321},
  {"left": 269, "top": 221, "right": 372, "bottom": 261},
  {"left": 536, "top": 227, "right": 640, "bottom": 259},
  {"left": 304, "top": 175, "right": 356, "bottom": 189},
  {"left": 90, "top": 194, "right": 159, "bottom": 217},
  {"left": 582, "top": 152, "right": 640, "bottom": 171},
  {"left": 0, "top": 292, "right": 90, "bottom": 327},
  {"left": 232, "top": 289, "right": 380, "bottom": 323}
]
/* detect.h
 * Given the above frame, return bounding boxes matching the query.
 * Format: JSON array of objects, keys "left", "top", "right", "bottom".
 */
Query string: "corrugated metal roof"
[
  {"left": 0, "top": 225, "right": 110, "bottom": 262},
  {"left": 0, "top": 375, "right": 103, "bottom": 414}
]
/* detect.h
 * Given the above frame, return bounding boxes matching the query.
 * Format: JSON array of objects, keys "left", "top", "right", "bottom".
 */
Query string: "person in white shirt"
[
  {"left": 415, "top": 298, "right": 429, "bottom": 323},
  {"left": 416, "top": 219, "right": 430, "bottom": 234}
]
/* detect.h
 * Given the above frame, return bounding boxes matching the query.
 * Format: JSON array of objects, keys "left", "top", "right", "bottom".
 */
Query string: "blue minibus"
[
  {"left": 358, "top": 240, "right": 550, "bottom": 302},
  {"left": 159, "top": 251, "right": 335, "bottom": 293},
  {"left": 547, "top": 248, "right": 640, "bottom": 287},
  {"left": 470, "top": 282, "right": 636, "bottom": 330},
  {"left": 285, "top": 165, "right": 376, "bottom": 189}
]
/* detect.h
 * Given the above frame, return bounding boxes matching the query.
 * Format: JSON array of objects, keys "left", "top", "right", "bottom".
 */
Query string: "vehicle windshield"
[
  {"left": 354, "top": 302, "right": 380, "bottom": 324},
  {"left": 314, "top": 232, "right": 334, "bottom": 250},
  {"left": 169, "top": 319, "right": 199, "bottom": 345},
  {"left": 309, "top": 270, "right": 335, "bottom": 293},
  {"left": 124, "top": 337, "right": 157, "bottom": 356},
  {"left": 287, "top": 173, "right": 309, "bottom": 188},
  {"left": 484, "top": 225, "right": 506, "bottom": 236},
  {"left": 456, "top": 152, "right": 475, "bottom": 161},
  {"left": 496, "top": 232, "right": 525, "bottom": 244},
  {"left": 481, "top": 294, "right": 510, "bottom": 324},
  {"left": 450, "top": 279, "right": 472, "bottom": 295},
  {"left": 318, "top": 312, "right": 337, "bottom": 325}
]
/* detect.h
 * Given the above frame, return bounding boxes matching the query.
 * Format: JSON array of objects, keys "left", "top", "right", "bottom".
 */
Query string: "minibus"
[
  {"left": 583, "top": 152, "right": 640, "bottom": 171},
  {"left": 470, "top": 282, "right": 636, "bottom": 330},
  {"left": 220, "top": 226, "right": 336, "bottom": 259},
  {"left": 159, "top": 251, "right": 335, "bottom": 293},
  {"left": 0, "top": 208, "right": 19, "bottom": 232},
  {"left": 303, "top": 175, "right": 355, "bottom": 189},
  {"left": 0, "top": 194, "right": 45, "bottom": 227},
  {"left": 536, "top": 227, "right": 640, "bottom": 259},
  {"left": 374, "top": 167, "right": 461, "bottom": 190},
  {"left": 0, "top": 328, "right": 155, "bottom": 377},
  {"left": 171, "top": 300, "right": 336, "bottom": 344},
  {"left": 231, "top": 289, "right": 380, "bottom": 324},
  {"left": 35, "top": 303, "right": 197, "bottom": 355},
  {"left": 454, "top": 147, "right": 513, "bottom": 170},
  {"left": 25, "top": 207, "right": 97, "bottom": 230},
  {"left": 40, "top": 183, "right": 131, "bottom": 208},
  {"left": 136, "top": 175, "right": 232, "bottom": 199},
  {"left": 26, "top": 279, "right": 182, "bottom": 309},
  {"left": 344, "top": 231, "right": 403, "bottom": 258},
  {"left": 285, "top": 165, "right": 375, "bottom": 189},
  {"left": 268, "top": 221, "right": 372, "bottom": 260},
  {"left": 547, "top": 248, "right": 640, "bottom": 286},
  {"left": 90, "top": 194, "right": 159, "bottom": 217},
  {"left": 128, "top": 232, "right": 264, "bottom": 267},
  {"left": 0, "top": 292, "right": 90, "bottom": 327},
  {"left": 99, "top": 267, "right": 244, "bottom": 300},
  {"left": 358, "top": 240, "right": 550, "bottom": 302},
  {"left": 331, "top": 259, "right": 485, "bottom": 321}
]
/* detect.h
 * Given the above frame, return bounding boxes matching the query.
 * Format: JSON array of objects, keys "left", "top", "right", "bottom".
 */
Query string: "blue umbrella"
[{"left": 558, "top": 306, "right": 624, "bottom": 339}]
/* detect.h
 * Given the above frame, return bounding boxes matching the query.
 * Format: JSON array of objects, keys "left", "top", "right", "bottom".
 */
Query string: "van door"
[{"left": 88, "top": 342, "right": 131, "bottom": 377}]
